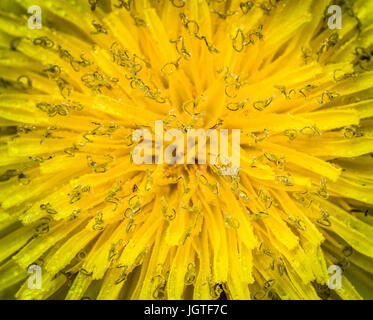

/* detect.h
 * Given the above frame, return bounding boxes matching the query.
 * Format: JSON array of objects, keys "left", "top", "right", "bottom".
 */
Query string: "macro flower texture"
[{"left": 0, "top": 0, "right": 372, "bottom": 300}]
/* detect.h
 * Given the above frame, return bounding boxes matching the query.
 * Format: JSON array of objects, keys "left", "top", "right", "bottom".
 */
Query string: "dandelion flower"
[{"left": 0, "top": 0, "right": 373, "bottom": 300}]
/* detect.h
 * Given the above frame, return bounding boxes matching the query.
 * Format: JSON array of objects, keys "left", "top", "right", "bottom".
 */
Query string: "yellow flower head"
[{"left": 0, "top": 0, "right": 372, "bottom": 300}]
